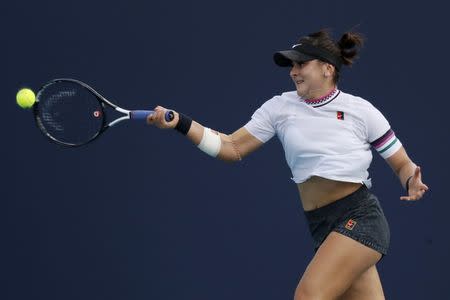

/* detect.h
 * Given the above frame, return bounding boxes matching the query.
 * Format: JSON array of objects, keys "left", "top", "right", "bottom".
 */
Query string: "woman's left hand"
[{"left": 400, "top": 166, "right": 429, "bottom": 201}]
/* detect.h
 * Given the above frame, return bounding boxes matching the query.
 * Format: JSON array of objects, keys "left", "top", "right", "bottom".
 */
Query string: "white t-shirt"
[{"left": 244, "top": 89, "right": 402, "bottom": 188}]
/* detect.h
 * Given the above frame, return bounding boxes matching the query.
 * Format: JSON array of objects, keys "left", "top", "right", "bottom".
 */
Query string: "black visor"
[{"left": 274, "top": 42, "right": 343, "bottom": 71}]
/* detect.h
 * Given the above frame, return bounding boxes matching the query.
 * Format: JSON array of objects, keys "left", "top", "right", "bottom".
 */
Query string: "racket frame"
[{"left": 33, "top": 78, "right": 157, "bottom": 147}]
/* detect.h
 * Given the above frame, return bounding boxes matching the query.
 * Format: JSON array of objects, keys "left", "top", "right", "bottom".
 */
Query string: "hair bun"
[{"left": 337, "top": 32, "right": 364, "bottom": 66}]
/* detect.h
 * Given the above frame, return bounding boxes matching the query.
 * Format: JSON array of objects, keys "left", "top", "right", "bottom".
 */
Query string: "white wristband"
[{"left": 197, "top": 127, "right": 221, "bottom": 157}]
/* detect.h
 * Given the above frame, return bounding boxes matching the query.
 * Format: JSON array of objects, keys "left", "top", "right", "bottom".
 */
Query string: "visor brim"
[{"left": 273, "top": 50, "right": 316, "bottom": 67}]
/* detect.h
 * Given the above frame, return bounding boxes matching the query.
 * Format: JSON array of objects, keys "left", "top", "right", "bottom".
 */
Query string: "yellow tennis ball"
[{"left": 16, "top": 88, "right": 36, "bottom": 109}]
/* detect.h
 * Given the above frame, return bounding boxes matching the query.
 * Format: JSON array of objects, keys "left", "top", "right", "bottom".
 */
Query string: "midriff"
[{"left": 298, "top": 176, "right": 363, "bottom": 211}]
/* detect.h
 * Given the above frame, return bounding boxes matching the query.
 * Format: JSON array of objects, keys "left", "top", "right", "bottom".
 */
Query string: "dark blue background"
[{"left": 3, "top": 0, "right": 445, "bottom": 299}]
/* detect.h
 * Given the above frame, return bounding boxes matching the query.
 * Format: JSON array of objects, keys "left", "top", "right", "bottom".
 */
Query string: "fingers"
[
  {"left": 146, "top": 112, "right": 156, "bottom": 124},
  {"left": 146, "top": 106, "right": 177, "bottom": 129},
  {"left": 402, "top": 166, "right": 429, "bottom": 201},
  {"left": 415, "top": 166, "right": 422, "bottom": 180},
  {"left": 146, "top": 106, "right": 163, "bottom": 124},
  {"left": 400, "top": 194, "right": 421, "bottom": 201},
  {"left": 419, "top": 182, "right": 429, "bottom": 191},
  {"left": 400, "top": 187, "right": 428, "bottom": 201},
  {"left": 416, "top": 180, "right": 429, "bottom": 192}
]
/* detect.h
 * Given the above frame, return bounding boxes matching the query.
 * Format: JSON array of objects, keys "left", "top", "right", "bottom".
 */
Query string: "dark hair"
[{"left": 299, "top": 28, "right": 364, "bottom": 83}]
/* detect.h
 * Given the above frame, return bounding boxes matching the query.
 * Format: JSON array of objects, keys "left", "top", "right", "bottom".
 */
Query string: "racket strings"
[
  {"left": 41, "top": 91, "right": 75, "bottom": 132},
  {"left": 35, "top": 82, "right": 104, "bottom": 146}
]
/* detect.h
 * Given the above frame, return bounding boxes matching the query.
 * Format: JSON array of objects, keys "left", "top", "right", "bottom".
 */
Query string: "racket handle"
[{"left": 130, "top": 110, "right": 175, "bottom": 122}]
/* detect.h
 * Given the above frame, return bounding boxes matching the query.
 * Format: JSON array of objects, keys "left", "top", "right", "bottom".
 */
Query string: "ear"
[{"left": 323, "top": 63, "right": 334, "bottom": 78}]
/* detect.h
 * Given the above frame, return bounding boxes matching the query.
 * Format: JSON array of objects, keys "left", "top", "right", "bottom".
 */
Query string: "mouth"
[{"left": 295, "top": 80, "right": 304, "bottom": 85}]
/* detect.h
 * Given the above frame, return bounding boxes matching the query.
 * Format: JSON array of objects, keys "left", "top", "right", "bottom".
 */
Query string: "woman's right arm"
[{"left": 147, "top": 106, "right": 264, "bottom": 162}]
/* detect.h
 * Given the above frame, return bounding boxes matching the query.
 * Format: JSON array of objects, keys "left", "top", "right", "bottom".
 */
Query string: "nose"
[{"left": 290, "top": 63, "right": 299, "bottom": 77}]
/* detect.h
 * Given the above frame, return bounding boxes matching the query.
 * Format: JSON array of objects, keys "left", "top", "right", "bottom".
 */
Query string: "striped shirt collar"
[{"left": 300, "top": 88, "right": 340, "bottom": 108}]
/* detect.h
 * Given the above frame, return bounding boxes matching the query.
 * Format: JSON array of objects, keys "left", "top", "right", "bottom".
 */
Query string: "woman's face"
[{"left": 290, "top": 59, "right": 334, "bottom": 99}]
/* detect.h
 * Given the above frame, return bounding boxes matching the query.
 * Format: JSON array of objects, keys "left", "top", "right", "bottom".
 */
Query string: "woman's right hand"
[{"left": 146, "top": 106, "right": 179, "bottom": 129}]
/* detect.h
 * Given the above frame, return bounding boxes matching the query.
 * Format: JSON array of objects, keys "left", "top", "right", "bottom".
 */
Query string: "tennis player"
[{"left": 147, "top": 29, "right": 429, "bottom": 299}]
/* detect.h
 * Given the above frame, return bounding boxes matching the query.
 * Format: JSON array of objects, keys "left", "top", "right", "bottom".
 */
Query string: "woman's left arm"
[{"left": 385, "top": 146, "right": 429, "bottom": 201}]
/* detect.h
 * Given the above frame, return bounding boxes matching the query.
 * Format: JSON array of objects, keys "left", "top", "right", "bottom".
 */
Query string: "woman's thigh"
[
  {"left": 338, "top": 265, "right": 385, "bottom": 300},
  {"left": 294, "top": 231, "right": 382, "bottom": 300}
]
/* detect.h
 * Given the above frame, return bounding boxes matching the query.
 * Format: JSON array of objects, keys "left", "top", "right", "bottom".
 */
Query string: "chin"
[
  {"left": 296, "top": 89, "right": 307, "bottom": 98},
  {"left": 295, "top": 84, "right": 308, "bottom": 98}
]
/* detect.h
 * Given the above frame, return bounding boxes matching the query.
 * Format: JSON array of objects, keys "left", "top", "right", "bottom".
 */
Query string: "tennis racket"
[{"left": 33, "top": 78, "right": 174, "bottom": 147}]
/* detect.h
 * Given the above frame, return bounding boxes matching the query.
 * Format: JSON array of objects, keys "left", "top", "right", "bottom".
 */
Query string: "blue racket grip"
[{"left": 130, "top": 110, "right": 174, "bottom": 122}]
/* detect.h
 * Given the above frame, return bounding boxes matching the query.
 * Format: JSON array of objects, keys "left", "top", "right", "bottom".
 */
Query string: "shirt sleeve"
[
  {"left": 364, "top": 101, "right": 402, "bottom": 159},
  {"left": 243, "top": 97, "right": 277, "bottom": 143}
]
